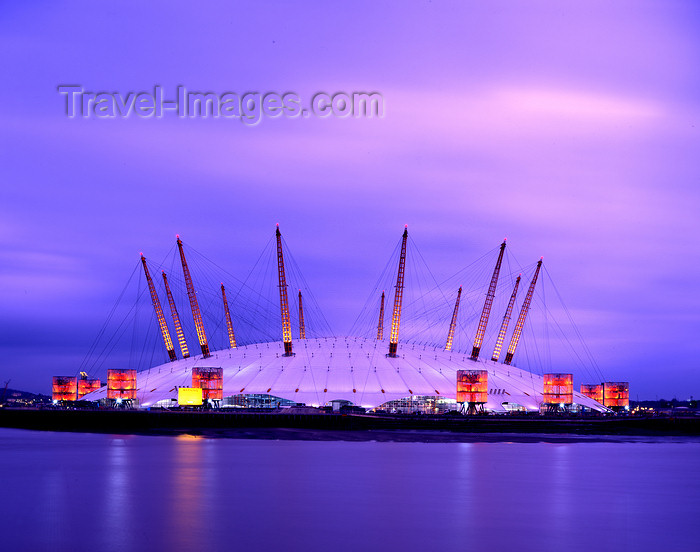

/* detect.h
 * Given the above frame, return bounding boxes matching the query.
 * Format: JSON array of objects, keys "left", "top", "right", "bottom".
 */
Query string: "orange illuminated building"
[
  {"left": 603, "top": 382, "right": 629, "bottom": 409},
  {"left": 107, "top": 369, "right": 137, "bottom": 400},
  {"left": 580, "top": 384, "right": 604, "bottom": 404},
  {"left": 192, "top": 367, "right": 223, "bottom": 400},
  {"left": 78, "top": 376, "right": 101, "bottom": 399},
  {"left": 52, "top": 376, "right": 77, "bottom": 402},
  {"left": 456, "top": 370, "right": 488, "bottom": 404},
  {"left": 543, "top": 373, "right": 573, "bottom": 405}
]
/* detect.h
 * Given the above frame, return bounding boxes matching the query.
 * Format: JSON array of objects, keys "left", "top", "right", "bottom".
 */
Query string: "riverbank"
[{"left": 2, "top": 407, "right": 700, "bottom": 442}]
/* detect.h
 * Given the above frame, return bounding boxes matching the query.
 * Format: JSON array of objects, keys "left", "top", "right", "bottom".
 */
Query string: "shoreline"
[{"left": 2, "top": 408, "right": 700, "bottom": 443}]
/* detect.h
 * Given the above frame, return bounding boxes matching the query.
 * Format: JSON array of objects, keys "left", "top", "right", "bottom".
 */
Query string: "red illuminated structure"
[
  {"left": 543, "top": 373, "right": 573, "bottom": 409},
  {"left": 580, "top": 384, "right": 604, "bottom": 404},
  {"left": 603, "top": 382, "right": 629, "bottom": 410},
  {"left": 456, "top": 369, "right": 488, "bottom": 413},
  {"left": 388, "top": 226, "right": 408, "bottom": 357},
  {"left": 77, "top": 373, "right": 101, "bottom": 399},
  {"left": 107, "top": 369, "right": 137, "bottom": 400},
  {"left": 276, "top": 225, "right": 293, "bottom": 356},
  {"left": 192, "top": 367, "right": 224, "bottom": 401},
  {"left": 177, "top": 236, "right": 210, "bottom": 358},
  {"left": 141, "top": 254, "right": 177, "bottom": 362},
  {"left": 445, "top": 286, "right": 462, "bottom": 352},
  {"left": 52, "top": 376, "right": 77, "bottom": 402},
  {"left": 504, "top": 259, "right": 542, "bottom": 365},
  {"left": 471, "top": 240, "right": 506, "bottom": 360},
  {"left": 376, "top": 291, "right": 385, "bottom": 341}
]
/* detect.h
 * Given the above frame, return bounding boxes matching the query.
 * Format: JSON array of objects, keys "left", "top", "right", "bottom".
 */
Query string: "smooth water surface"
[{"left": 1, "top": 428, "right": 699, "bottom": 551}]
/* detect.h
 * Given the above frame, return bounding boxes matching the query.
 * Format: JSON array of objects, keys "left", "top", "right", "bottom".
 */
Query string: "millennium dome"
[{"left": 81, "top": 226, "right": 610, "bottom": 413}]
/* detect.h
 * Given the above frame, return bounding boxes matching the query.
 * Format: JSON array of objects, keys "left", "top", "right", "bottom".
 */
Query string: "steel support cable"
[
  {"left": 282, "top": 239, "right": 334, "bottom": 337},
  {"left": 349, "top": 238, "right": 402, "bottom": 337},
  {"left": 87, "top": 285, "right": 148, "bottom": 374},
  {"left": 540, "top": 266, "right": 605, "bottom": 383},
  {"left": 189, "top": 239, "right": 282, "bottom": 343},
  {"left": 532, "top": 288, "right": 602, "bottom": 384},
  {"left": 78, "top": 260, "right": 140, "bottom": 372},
  {"left": 551, "top": 282, "right": 605, "bottom": 382}
]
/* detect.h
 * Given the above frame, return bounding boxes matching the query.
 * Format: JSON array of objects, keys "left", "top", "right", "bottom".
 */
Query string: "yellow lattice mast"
[
  {"left": 276, "top": 225, "right": 293, "bottom": 356},
  {"left": 376, "top": 291, "right": 385, "bottom": 340},
  {"left": 471, "top": 239, "right": 506, "bottom": 360},
  {"left": 445, "top": 286, "right": 462, "bottom": 352},
  {"left": 388, "top": 226, "right": 408, "bottom": 357},
  {"left": 491, "top": 275, "right": 521, "bottom": 362},
  {"left": 221, "top": 283, "right": 237, "bottom": 349},
  {"left": 504, "top": 259, "right": 542, "bottom": 365},
  {"left": 140, "top": 254, "right": 177, "bottom": 362},
  {"left": 298, "top": 290, "right": 306, "bottom": 339},
  {"left": 162, "top": 270, "right": 189, "bottom": 358},
  {"left": 176, "top": 235, "right": 210, "bottom": 358}
]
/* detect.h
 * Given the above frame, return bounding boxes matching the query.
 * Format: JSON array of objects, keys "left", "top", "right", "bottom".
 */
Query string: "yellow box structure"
[{"left": 178, "top": 387, "right": 203, "bottom": 406}]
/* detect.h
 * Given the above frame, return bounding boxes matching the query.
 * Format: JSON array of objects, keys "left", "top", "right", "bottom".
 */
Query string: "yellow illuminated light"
[{"left": 178, "top": 387, "right": 203, "bottom": 406}]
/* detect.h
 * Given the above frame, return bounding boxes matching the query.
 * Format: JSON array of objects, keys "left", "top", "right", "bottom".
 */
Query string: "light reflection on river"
[{"left": 1, "top": 428, "right": 699, "bottom": 552}]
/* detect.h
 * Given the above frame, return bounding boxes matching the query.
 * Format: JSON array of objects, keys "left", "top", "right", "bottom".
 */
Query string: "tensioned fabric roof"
[{"left": 84, "top": 337, "right": 607, "bottom": 412}]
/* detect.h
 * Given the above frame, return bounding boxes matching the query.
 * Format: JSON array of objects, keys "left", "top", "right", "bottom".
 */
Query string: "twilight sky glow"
[{"left": 1, "top": 1, "right": 699, "bottom": 398}]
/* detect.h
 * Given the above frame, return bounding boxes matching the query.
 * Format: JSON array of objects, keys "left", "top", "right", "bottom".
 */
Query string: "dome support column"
[{"left": 388, "top": 226, "right": 408, "bottom": 357}]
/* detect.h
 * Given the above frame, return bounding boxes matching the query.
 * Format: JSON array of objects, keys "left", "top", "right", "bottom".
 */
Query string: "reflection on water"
[
  {"left": 1, "top": 428, "right": 699, "bottom": 552},
  {"left": 169, "top": 433, "right": 205, "bottom": 549}
]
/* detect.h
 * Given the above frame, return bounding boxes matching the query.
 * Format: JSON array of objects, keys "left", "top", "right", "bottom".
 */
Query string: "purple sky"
[{"left": 1, "top": 1, "right": 699, "bottom": 398}]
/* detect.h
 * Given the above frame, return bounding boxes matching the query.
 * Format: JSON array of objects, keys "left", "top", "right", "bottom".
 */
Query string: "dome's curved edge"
[{"left": 82, "top": 337, "right": 608, "bottom": 412}]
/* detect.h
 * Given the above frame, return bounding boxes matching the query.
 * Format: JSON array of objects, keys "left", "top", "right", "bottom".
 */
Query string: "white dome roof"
[{"left": 84, "top": 337, "right": 607, "bottom": 412}]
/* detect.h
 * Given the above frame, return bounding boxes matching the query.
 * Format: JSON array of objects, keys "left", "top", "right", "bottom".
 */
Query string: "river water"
[{"left": 1, "top": 428, "right": 699, "bottom": 551}]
